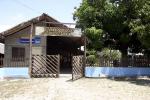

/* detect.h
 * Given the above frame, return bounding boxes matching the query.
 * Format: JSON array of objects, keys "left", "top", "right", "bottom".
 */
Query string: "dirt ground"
[{"left": 0, "top": 75, "right": 150, "bottom": 100}]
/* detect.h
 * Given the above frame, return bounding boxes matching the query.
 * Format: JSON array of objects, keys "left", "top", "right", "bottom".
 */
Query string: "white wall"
[{"left": 0, "top": 43, "right": 4, "bottom": 54}]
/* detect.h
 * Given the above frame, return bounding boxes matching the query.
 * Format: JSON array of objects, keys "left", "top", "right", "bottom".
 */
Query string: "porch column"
[
  {"left": 83, "top": 36, "right": 87, "bottom": 76},
  {"left": 29, "top": 22, "right": 34, "bottom": 77}
]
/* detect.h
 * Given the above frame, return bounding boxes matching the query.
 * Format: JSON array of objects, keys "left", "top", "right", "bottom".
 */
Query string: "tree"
[
  {"left": 85, "top": 27, "right": 104, "bottom": 51},
  {"left": 74, "top": 0, "right": 150, "bottom": 66},
  {"left": 100, "top": 48, "right": 121, "bottom": 60}
]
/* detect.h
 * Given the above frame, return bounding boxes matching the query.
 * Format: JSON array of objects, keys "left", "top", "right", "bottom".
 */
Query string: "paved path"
[{"left": 0, "top": 75, "right": 150, "bottom": 100}]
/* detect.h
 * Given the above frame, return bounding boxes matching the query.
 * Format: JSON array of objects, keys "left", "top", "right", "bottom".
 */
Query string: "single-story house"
[{"left": 0, "top": 13, "right": 85, "bottom": 80}]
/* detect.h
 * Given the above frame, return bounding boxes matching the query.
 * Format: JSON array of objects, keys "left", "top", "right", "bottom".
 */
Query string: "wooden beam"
[
  {"left": 43, "top": 27, "right": 74, "bottom": 36},
  {"left": 83, "top": 36, "right": 87, "bottom": 76},
  {"left": 58, "top": 55, "right": 60, "bottom": 77},
  {"left": 29, "top": 23, "right": 34, "bottom": 77}
]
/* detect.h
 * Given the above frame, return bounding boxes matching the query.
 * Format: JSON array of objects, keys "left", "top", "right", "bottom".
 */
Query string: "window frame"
[{"left": 12, "top": 47, "right": 25, "bottom": 61}]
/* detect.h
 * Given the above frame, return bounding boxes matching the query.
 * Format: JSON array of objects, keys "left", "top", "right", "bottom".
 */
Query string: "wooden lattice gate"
[
  {"left": 31, "top": 55, "right": 60, "bottom": 78},
  {"left": 72, "top": 56, "right": 84, "bottom": 81}
]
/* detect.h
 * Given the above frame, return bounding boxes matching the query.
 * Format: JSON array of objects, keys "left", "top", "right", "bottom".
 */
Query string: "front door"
[{"left": 72, "top": 55, "right": 84, "bottom": 81}]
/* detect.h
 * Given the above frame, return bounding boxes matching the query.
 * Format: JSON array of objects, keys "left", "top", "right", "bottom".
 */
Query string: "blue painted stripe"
[
  {"left": 0, "top": 67, "right": 29, "bottom": 78},
  {"left": 85, "top": 67, "right": 150, "bottom": 77}
]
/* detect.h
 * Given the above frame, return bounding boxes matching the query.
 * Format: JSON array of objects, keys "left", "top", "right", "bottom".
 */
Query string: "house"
[
  {"left": 0, "top": 43, "right": 4, "bottom": 67},
  {"left": 0, "top": 13, "right": 85, "bottom": 79},
  {"left": 0, "top": 44, "right": 4, "bottom": 54}
]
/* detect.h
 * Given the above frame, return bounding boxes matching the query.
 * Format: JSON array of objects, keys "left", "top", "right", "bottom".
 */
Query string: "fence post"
[
  {"left": 57, "top": 55, "right": 60, "bottom": 78},
  {"left": 83, "top": 36, "right": 86, "bottom": 76}
]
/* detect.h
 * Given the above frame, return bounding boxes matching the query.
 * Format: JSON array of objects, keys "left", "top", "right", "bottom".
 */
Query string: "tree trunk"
[{"left": 120, "top": 49, "right": 128, "bottom": 67}]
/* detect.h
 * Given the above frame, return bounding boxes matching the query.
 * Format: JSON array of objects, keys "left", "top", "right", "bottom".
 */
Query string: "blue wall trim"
[
  {"left": 0, "top": 67, "right": 29, "bottom": 78},
  {"left": 1, "top": 67, "right": 150, "bottom": 78},
  {"left": 85, "top": 67, "right": 150, "bottom": 77}
]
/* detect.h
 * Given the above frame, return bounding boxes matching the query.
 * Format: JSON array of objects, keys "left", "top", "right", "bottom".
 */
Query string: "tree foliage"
[
  {"left": 85, "top": 27, "right": 104, "bottom": 50},
  {"left": 100, "top": 48, "right": 121, "bottom": 60},
  {"left": 74, "top": 0, "right": 150, "bottom": 55}
]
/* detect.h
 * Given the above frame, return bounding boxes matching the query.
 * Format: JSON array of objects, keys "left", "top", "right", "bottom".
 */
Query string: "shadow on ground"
[{"left": 108, "top": 77, "right": 150, "bottom": 87}]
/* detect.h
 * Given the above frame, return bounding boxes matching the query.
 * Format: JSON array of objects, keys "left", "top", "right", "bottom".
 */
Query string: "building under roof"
[{"left": 0, "top": 13, "right": 85, "bottom": 79}]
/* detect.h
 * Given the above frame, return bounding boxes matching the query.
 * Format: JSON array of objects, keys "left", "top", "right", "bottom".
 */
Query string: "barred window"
[{"left": 12, "top": 47, "right": 25, "bottom": 61}]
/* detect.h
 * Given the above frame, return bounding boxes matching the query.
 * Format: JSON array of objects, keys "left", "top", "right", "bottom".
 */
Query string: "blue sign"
[
  {"left": 34, "top": 37, "right": 41, "bottom": 44},
  {"left": 19, "top": 37, "right": 41, "bottom": 44}
]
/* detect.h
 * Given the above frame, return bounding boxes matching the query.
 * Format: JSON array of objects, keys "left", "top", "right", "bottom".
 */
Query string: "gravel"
[{"left": 0, "top": 75, "right": 150, "bottom": 100}]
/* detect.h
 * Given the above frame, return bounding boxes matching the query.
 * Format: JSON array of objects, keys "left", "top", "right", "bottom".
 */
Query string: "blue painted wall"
[
  {"left": 0, "top": 68, "right": 4, "bottom": 77},
  {"left": 1, "top": 67, "right": 150, "bottom": 78},
  {"left": 0, "top": 67, "right": 29, "bottom": 78},
  {"left": 85, "top": 67, "right": 150, "bottom": 77}
]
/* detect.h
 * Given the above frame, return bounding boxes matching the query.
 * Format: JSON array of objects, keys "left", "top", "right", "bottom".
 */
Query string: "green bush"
[
  {"left": 99, "top": 48, "right": 121, "bottom": 60},
  {"left": 87, "top": 54, "right": 97, "bottom": 66}
]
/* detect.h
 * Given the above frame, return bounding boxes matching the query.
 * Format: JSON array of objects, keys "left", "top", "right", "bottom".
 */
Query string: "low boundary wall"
[
  {"left": 0, "top": 67, "right": 29, "bottom": 79},
  {"left": 85, "top": 67, "right": 150, "bottom": 77}
]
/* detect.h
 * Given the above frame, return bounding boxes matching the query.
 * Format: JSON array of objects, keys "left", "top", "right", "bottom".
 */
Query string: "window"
[{"left": 12, "top": 47, "right": 25, "bottom": 61}]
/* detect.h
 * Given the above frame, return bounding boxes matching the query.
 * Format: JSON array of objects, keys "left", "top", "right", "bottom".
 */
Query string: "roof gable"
[{"left": 1, "top": 13, "right": 64, "bottom": 36}]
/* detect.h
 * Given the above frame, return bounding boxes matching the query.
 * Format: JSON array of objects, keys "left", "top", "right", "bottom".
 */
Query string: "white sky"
[{"left": 0, "top": 0, "right": 82, "bottom": 32}]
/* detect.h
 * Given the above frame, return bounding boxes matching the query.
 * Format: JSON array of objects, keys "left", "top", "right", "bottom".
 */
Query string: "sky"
[{"left": 0, "top": 0, "right": 82, "bottom": 32}]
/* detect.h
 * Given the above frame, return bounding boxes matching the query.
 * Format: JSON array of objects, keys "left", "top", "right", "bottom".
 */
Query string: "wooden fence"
[
  {"left": 86, "top": 57, "right": 150, "bottom": 67},
  {"left": 31, "top": 55, "right": 60, "bottom": 78}
]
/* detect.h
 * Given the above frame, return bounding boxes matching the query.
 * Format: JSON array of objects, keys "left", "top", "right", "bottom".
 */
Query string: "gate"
[
  {"left": 31, "top": 55, "right": 60, "bottom": 78},
  {"left": 72, "top": 55, "right": 84, "bottom": 81}
]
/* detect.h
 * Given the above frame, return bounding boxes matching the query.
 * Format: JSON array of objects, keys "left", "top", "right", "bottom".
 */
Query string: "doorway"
[
  {"left": 46, "top": 36, "right": 84, "bottom": 77},
  {"left": 60, "top": 52, "right": 72, "bottom": 74}
]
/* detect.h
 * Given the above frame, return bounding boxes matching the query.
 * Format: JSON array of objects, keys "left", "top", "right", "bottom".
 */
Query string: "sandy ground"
[{"left": 0, "top": 75, "right": 150, "bottom": 100}]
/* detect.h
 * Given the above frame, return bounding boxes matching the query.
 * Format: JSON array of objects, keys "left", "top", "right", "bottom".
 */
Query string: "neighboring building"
[
  {"left": 0, "top": 43, "right": 4, "bottom": 67},
  {"left": 0, "top": 13, "right": 85, "bottom": 79},
  {"left": 0, "top": 43, "right": 4, "bottom": 55}
]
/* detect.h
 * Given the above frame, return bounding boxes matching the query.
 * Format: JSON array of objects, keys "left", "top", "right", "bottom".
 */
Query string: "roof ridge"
[{"left": 0, "top": 13, "right": 63, "bottom": 36}]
